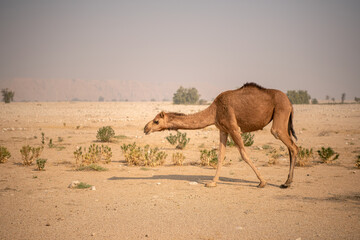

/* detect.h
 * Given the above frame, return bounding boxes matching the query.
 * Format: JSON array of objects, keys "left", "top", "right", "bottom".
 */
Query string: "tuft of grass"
[
  {"left": 114, "top": 135, "right": 129, "bottom": 140},
  {"left": 317, "top": 147, "right": 339, "bottom": 163},
  {"left": 76, "top": 164, "right": 108, "bottom": 171},
  {"left": 75, "top": 182, "right": 92, "bottom": 189},
  {"left": 0, "top": 146, "right": 11, "bottom": 163}
]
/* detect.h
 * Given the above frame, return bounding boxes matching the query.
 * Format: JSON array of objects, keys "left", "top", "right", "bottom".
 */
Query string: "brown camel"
[{"left": 144, "top": 83, "right": 298, "bottom": 188}]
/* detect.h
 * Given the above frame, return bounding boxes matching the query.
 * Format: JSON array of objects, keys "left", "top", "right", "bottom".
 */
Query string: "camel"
[{"left": 144, "top": 82, "right": 298, "bottom": 188}]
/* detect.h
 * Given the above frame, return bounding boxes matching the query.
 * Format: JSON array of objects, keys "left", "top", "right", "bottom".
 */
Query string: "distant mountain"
[{"left": 0, "top": 78, "right": 181, "bottom": 102}]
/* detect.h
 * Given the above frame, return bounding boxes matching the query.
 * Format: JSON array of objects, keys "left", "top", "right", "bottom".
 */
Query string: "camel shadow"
[{"left": 108, "top": 174, "right": 280, "bottom": 188}]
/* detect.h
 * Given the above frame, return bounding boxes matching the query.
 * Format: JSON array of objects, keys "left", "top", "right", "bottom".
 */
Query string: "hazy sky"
[{"left": 0, "top": 0, "right": 359, "bottom": 100}]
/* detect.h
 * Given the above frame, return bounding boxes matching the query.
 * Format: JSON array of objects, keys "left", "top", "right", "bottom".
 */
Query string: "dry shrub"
[
  {"left": 20, "top": 145, "right": 43, "bottom": 166},
  {"left": 121, "top": 143, "right": 167, "bottom": 167},
  {"left": 172, "top": 152, "right": 185, "bottom": 166}
]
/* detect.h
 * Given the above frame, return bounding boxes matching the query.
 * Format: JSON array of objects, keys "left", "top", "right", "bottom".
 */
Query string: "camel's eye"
[{"left": 154, "top": 120, "right": 159, "bottom": 124}]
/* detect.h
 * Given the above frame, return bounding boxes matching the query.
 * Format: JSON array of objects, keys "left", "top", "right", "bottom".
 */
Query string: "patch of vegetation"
[
  {"left": 113, "top": 135, "right": 129, "bottom": 140},
  {"left": 200, "top": 149, "right": 218, "bottom": 168},
  {"left": 73, "top": 144, "right": 112, "bottom": 166},
  {"left": 1, "top": 88, "right": 15, "bottom": 103},
  {"left": 0, "top": 146, "right": 11, "bottom": 163},
  {"left": 20, "top": 145, "right": 43, "bottom": 166},
  {"left": 317, "top": 147, "right": 339, "bottom": 163},
  {"left": 76, "top": 164, "right": 108, "bottom": 171},
  {"left": 173, "top": 86, "right": 200, "bottom": 105},
  {"left": 165, "top": 131, "right": 190, "bottom": 149},
  {"left": 48, "top": 139, "right": 54, "bottom": 148},
  {"left": 262, "top": 144, "right": 273, "bottom": 150},
  {"left": 41, "top": 132, "right": 45, "bottom": 145},
  {"left": 296, "top": 146, "right": 314, "bottom": 167},
  {"left": 121, "top": 143, "right": 167, "bottom": 167},
  {"left": 36, "top": 158, "right": 47, "bottom": 171},
  {"left": 356, "top": 155, "right": 360, "bottom": 169},
  {"left": 96, "top": 126, "right": 115, "bottom": 142},
  {"left": 75, "top": 182, "right": 92, "bottom": 189},
  {"left": 172, "top": 152, "right": 185, "bottom": 166},
  {"left": 286, "top": 90, "right": 311, "bottom": 104},
  {"left": 242, "top": 133, "right": 254, "bottom": 147}
]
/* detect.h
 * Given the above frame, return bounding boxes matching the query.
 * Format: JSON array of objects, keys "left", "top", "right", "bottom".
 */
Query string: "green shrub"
[
  {"left": 96, "top": 126, "right": 115, "bottom": 142},
  {"left": 200, "top": 149, "right": 218, "bottom": 168},
  {"left": 20, "top": 145, "right": 43, "bottom": 166},
  {"left": 242, "top": 133, "right": 254, "bottom": 147},
  {"left": 165, "top": 131, "right": 190, "bottom": 149},
  {"left": 317, "top": 147, "right": 339, "bottom": 163},
  {"left": 73, "top": 144, "right": 112, "bottom": 166},
  {"left": 287, "top": 90, "right": 311, "bottom": 104},
  {"left": 36, "top": 158, "right": 47, "bottom": 171},
  {"left": 121, "top": 143, "right": 167, "bottom": 167},
  {"left": 356, "top": 155, "right": 360, "bottom": 168},
  {"left": 172, "top": 152, "right": 185, "bottom": 166},
  {"left": 173, "top": 86, "right": 200, "bottom": 104},
  {"left": 1, "top": 88, "right": 14, "bottom": 103},
  {"left": 0, "top": 146, "right": 11, "bottom": 163},
  {"left": 227, "top": 133, "right": 254, "bottom": 147},
  {"left": 297, "top": 146, "right": 313, "bottom": 167}
]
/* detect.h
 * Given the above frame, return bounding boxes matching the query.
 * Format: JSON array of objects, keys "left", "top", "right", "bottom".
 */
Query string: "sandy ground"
[{"left": 0, "top": 101, "right": 359, "bottom": 240}]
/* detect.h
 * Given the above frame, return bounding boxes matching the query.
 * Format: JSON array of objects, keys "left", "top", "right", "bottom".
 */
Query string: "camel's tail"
[{"left": 288, "top": 110, "right": 297, "bottom": 141}]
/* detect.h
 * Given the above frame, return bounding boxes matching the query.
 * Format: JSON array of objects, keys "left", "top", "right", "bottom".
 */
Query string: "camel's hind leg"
[
  {"left": 230, "top": 129, "right": 267, "bottom": 188},
  {"left": 205, "top": 131, "right": 228, "bottom": 187},
  {"left": 271, "top": 110, "right": 299, "bottom": 188}
]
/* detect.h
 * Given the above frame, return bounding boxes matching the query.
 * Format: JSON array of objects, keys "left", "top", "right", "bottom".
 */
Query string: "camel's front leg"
[{"left": 205, "top": 131, "right": 228, "bottom": 187}]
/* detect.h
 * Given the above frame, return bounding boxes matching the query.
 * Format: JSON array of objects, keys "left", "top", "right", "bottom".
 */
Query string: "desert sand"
[{"left": 0, "top": 101, "right": 359, "bottom": 240}]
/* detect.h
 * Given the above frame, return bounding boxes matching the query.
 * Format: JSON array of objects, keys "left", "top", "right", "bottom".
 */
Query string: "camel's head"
[{"left": 144, "top": 111, "right": 168, "bottom": 135}]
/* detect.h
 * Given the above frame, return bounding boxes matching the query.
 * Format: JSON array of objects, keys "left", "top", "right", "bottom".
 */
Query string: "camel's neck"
[{"left": 166, "top": 103, "right": 216, "bottom": 130}]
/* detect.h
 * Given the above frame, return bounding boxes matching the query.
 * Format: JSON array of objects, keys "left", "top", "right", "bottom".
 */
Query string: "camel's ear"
[{"left": 159, "top": 111, "right": 165, "bottom": 118}]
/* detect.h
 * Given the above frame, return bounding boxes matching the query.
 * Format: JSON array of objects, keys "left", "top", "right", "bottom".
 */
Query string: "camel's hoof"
[
  {"left": 258, "top": 181, "right": 267, "bottom": 188},
  {"left": 280, "top": 183, "right": 290, "bottom": 189},
  {"left": 205, "top": 182, "right": 217, "bottom": 188}
]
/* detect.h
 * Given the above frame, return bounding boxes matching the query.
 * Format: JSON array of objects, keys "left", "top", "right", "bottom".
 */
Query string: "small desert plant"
[
  {"left": 48, "top": 139, "right": 54, "bottom": 148},
  {"left": 356, "top": 155, "right": 360, "bottom": 169},
  {"left": 73, "top": 144, "right": 112, "bottom": 166},
  {"left": 20, "top": 145, "right": 43, "bottom": 166},
  {"left": 76, "top": 164, "right": 108, "bottom": 171},
  {"left": 143, "top": 145, "right": 168, "bottom": 167},
  {"left": 36, "top": 158, "right": 47, "bottom": 171},
  {"left": 121, "top": 142, "right": 167, "bottom": 167},
  {"left": 0, "top": 146, "right": 11, "bottom": 163},
  {"left": 41, "top": 132, "right": 45, "bottom": 145},
  {"left": 296, "top": 146, "right": 313, "bottom": 167},
  {"left": 96, "top": 126, "right": 115, "bottom": 142},
  {"left": 242, "top": 133, "right": 254, "bottom": 147},
  {"left": 200, "top": 149, "right": 218, "bottom": 168},
  {"left": 75, "top": 182, "right": 92, "bottom": 189},
  {"left": 172, "top": 152, "right": 185, "bottom": 166},
  {"left": 226, "top": 133, "right": 254, "bottom": 147},
  {"left": 1, "top": 88, "right": 15, "bottom": 103},
  {"left": 165, "top": 131, "right": 190, "bottom": 149},
  {"left": 317, "top": 147, "right": 339, "bottom": 163},
  {"left": 268, "top": 149, "right": 281, "bottom": 165}
]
